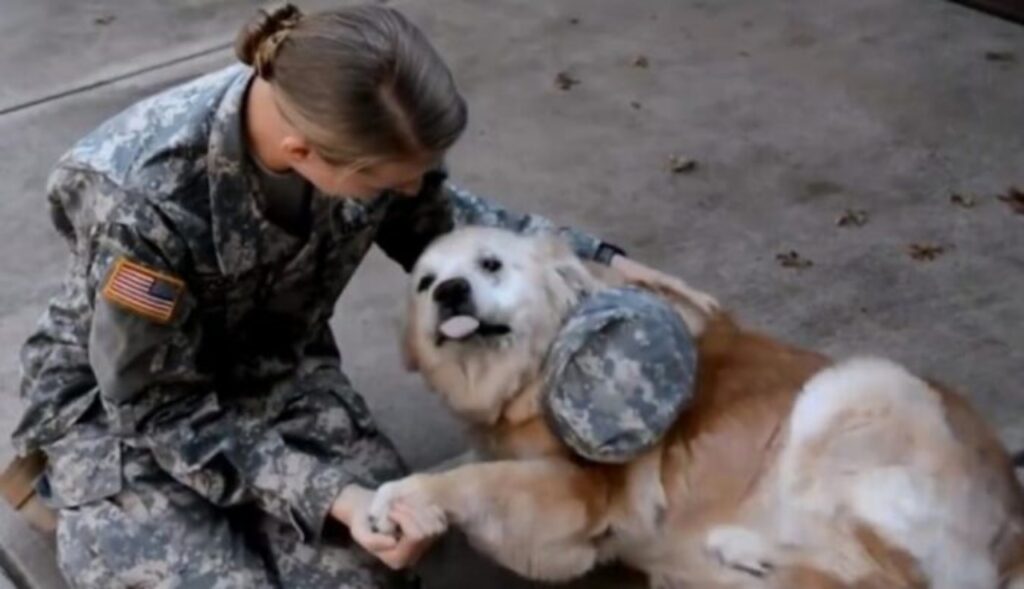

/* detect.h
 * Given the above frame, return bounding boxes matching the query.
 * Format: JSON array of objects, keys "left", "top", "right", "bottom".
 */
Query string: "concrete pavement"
[{"left": 1, "top": 0, "right": 1022, "bottom": 587}]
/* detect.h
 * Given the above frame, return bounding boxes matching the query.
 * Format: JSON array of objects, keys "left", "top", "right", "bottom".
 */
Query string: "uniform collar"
[{"left": 206, "top": 66, "right": 263, "bottom": 277}]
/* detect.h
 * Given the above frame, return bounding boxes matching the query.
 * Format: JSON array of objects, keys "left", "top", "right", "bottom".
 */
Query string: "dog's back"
[{"left": 640, "top": 312, "right": 1024, "bottom": 588}]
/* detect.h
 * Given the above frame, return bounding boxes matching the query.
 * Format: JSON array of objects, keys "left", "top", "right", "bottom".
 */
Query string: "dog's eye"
[
  {"left": 416, "top": 274, "right": 435, "bottom": 293},
  {"left": 480, "top": 257, "right": 503, "bottom": 273}
]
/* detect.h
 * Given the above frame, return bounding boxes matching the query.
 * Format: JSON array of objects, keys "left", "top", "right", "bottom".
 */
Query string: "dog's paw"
[
  {"left": 369, "top": 481, "right": 403, "bottom": 536},
  {"left": 705, "top": 525, "right": 775, "bottom": 578},
  {"left": 369, "top": 477, "right": 447, "bottom": 540}
]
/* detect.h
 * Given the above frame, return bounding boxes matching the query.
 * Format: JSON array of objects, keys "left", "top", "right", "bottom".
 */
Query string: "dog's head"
[{"left": 403, "top": 227, "right": 597, "bottom": 424}]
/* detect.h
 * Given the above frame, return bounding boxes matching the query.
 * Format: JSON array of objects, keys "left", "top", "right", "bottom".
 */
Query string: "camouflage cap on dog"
[{"left": 541, "top": 286, "right": 698, "bottom": 463}]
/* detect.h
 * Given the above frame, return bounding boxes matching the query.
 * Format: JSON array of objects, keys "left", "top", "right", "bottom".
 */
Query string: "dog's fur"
[{"left": 371, "top": 227, "right": 1024, "bottom": 588}]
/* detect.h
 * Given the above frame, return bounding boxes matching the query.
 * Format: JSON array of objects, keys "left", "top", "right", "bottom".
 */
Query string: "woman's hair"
[{"left": 235, "top": 3, "right": 467, "bottom": 165}]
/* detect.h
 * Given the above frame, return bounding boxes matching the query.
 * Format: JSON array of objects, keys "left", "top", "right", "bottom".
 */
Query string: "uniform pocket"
[
  {"left": 42, "top": 435, "right": 122, "bottom": 508},
  {"left": 330, "top": 384, "right": 378, "bottom": 436},
  {"left": 295, "top": 365, "right": 378, "bottom": 435}
]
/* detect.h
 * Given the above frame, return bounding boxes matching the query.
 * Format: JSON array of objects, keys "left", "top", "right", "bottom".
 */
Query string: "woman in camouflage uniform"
[{"left": 11, "top": 4, "right": 681, "bottom": 588}]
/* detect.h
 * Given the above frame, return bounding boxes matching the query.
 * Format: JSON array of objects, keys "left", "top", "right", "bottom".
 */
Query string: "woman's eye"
[
  {"left": 480, "top": 257, "right": 503, "bottom": 273},
  {"left": 417, "top": 274, "right": 435, "bottom": 293}
]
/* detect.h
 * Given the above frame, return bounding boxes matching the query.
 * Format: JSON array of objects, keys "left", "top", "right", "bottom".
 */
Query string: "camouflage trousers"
[{"left": 51, "top": 377, "right": 415, "bottom": 589}]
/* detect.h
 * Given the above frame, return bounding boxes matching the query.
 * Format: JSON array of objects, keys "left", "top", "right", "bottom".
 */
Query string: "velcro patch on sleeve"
[{"left": 101, "top": 257, "right": 185, "bottom": 324}]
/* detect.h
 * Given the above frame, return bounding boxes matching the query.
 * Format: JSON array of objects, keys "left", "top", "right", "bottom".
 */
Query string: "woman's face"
[{"left": 292, "top": 149, "right": 435, "bottom": 200}]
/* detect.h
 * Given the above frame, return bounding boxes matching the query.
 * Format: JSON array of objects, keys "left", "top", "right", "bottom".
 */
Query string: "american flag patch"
[{"left": 101, "top": 257, "right": 184, "bottom": 324}]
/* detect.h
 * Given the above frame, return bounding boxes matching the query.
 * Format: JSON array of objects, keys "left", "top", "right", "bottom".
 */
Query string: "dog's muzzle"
[
  {"left": 431, "top": 277, "right": 511, "bottom": 344},
  {"left": 434, "top": 277, "right": 475, "bottom": 321}
]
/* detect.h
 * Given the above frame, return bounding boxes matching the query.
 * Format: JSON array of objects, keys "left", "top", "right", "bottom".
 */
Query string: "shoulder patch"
[{"left": 101, "top": 257, "right": 185, "bottom": 324}]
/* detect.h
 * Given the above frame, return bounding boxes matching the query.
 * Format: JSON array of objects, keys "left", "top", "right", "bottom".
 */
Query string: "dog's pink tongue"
[{"left": 440, "top": 316, "right": 480, "bottom": 340}]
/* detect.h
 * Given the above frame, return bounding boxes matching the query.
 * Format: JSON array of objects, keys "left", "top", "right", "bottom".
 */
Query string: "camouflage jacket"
[{"left": 11, "top": 65, "right": 616, "bottom": 540}]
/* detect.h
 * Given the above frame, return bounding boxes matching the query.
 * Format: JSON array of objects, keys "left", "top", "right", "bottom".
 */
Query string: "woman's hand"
[
  {"left": 608, "top": 255, "right": 719, "bottom": 316},
  {"left": 332, "top": 484, "right": 443, "bottom": 570}
]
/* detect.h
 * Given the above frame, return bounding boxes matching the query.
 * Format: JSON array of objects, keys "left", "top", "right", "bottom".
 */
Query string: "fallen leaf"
[
  {"left": 985, "top": 50, "right": 1016, "bottom": 63},
  {"left": 632, "top": 55, "right": 650, "bottom": 68},
  {"left": 908, "top": 243, "right": 945, "bottom": 261},
  {"left": 669, "top": 155, "right": 697, "bottom": 174},
  {"left": 836, "top": 209, "right": 869, "bottom": 227},
  {"left": 554, "top": 71, "right": 580, "bottom": 91},
  {"left": 997, "top": 186, "right": 1024, "bottom": 215},
  {"left": 949, "top": 193, "right": 976, "bottom": 208},
  {"left": 93, "top": 14, "right": 116, "bottom": 25},
  {"left": 569, "top": 17, "right": 581, "bottom": 25},
  {"left": 630, "top": 100, "right": 642, "bottom": 110},
  {"left": 776, "top": 250, "right": 813, "bottom": 269}
]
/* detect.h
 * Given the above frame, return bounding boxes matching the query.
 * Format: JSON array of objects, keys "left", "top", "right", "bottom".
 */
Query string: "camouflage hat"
[{"left": 541, "top": 286, "right": 697, "bottom": 463}]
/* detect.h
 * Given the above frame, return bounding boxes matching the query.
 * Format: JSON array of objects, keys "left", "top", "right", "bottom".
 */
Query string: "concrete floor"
[{"left": 1, "top": 0, "right": 1022, "bottom": 587}]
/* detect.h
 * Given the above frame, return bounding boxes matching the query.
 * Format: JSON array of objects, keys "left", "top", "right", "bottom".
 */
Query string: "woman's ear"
[{"left": 280, "top": 135, "right": 311, "bottom": 164}]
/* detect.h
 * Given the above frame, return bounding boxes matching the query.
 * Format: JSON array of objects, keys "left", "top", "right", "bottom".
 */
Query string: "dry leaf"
[
  {"left": 554, "top": 71, "right": 580, "bottom": 91},
  {"left": 632, "top": 55, "right": 650, "bottom": 68},
  {"left": 630, "top": 101, "right": 642, "bottom": 110},
  {"left": 908, "top": 243, "right": 945, "bottom": 261},
  {"left": 836, "top": 209, "right": 869, "bottom": 227},
  {"left": 985, "top": 50, "right": 1016, "bottom": 63},
  {"left": 949, "top": 193, "right": 976, "bottom": 208},
  {"left": 776, "top": 250, "right": 813, "bottom": 269},
  {"left": 569, "top": 17, "right": 580, "bottom": 25},
  {"left": 997, "top": 186, "right": 1024, "bottom": 215},
  {"left": 669, "top": 155, "right": 697, "bottom": 174},
  {"left": 93, "top": 15, "right": 116, "bottom": 25}
]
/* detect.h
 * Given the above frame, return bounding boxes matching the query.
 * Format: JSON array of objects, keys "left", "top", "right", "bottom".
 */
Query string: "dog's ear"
[
  {"left": 536, "top": 234, "right": 598, "bottom": 312},
  {"left": 552, "top": 262, "right": 593, "bottom": 300}
]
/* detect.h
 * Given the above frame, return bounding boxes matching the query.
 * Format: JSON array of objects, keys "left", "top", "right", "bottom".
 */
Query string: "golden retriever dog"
[{"left": 369, "top": 226, "right": 1024, "bottom": 588}]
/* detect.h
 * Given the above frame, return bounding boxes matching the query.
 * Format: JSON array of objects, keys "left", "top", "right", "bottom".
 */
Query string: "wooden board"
[{"left": 0, "top": 500, "right": 67, "bottom": 589}]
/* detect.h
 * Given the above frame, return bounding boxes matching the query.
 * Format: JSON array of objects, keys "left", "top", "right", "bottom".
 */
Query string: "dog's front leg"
[{"left": 369, "top": 458, "right": 610, "bottom": 582}]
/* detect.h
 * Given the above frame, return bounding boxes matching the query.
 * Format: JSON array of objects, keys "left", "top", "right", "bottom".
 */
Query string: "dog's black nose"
[{"left": 433, "top": 277, "right": 471, "bottom": 307}]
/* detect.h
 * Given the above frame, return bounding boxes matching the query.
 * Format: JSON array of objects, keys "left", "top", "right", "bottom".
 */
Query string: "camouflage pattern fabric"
[
  {"left": 57, "top": 447, "right": 415, "bottom": 589},
  {"left": 11, "top": 64, "right": 615, "bottom": 586},
  {"left": 542, "top": 287, "right": 698, "bottom": 463}
]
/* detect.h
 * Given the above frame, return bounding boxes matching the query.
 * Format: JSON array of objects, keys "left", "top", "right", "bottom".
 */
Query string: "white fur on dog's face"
[
  {"left": 404, "top": 227, "right": 594, "bottom": 423},
  {"left": 411, "top": 229, "right": 534, "bottom": 347}
]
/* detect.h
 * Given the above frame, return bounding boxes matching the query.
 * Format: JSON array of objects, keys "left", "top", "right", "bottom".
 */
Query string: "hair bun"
[{"left": 234, "top": 3, "right": 304, "bottom": 78}]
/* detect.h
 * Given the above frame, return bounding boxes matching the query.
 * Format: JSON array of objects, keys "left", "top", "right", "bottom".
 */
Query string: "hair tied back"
[{"left": 234, "top": 3, "right": 304, "bottom": 79}]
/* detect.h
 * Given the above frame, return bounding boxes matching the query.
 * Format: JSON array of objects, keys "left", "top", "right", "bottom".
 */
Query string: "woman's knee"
[
  {"left": 56, "top": 499, "right": 271, "bottom": 589},
  {"left": 56, "top": 505, "right": 126, "bottom": 589}
]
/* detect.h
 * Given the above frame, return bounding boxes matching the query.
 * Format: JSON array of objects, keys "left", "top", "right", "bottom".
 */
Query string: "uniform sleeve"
[
  {"left": 86, "top": 221, "right": 364, "bottom": 541},
  {"left": 374, "top": 170, "right": 625, "bottom": 272}
]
